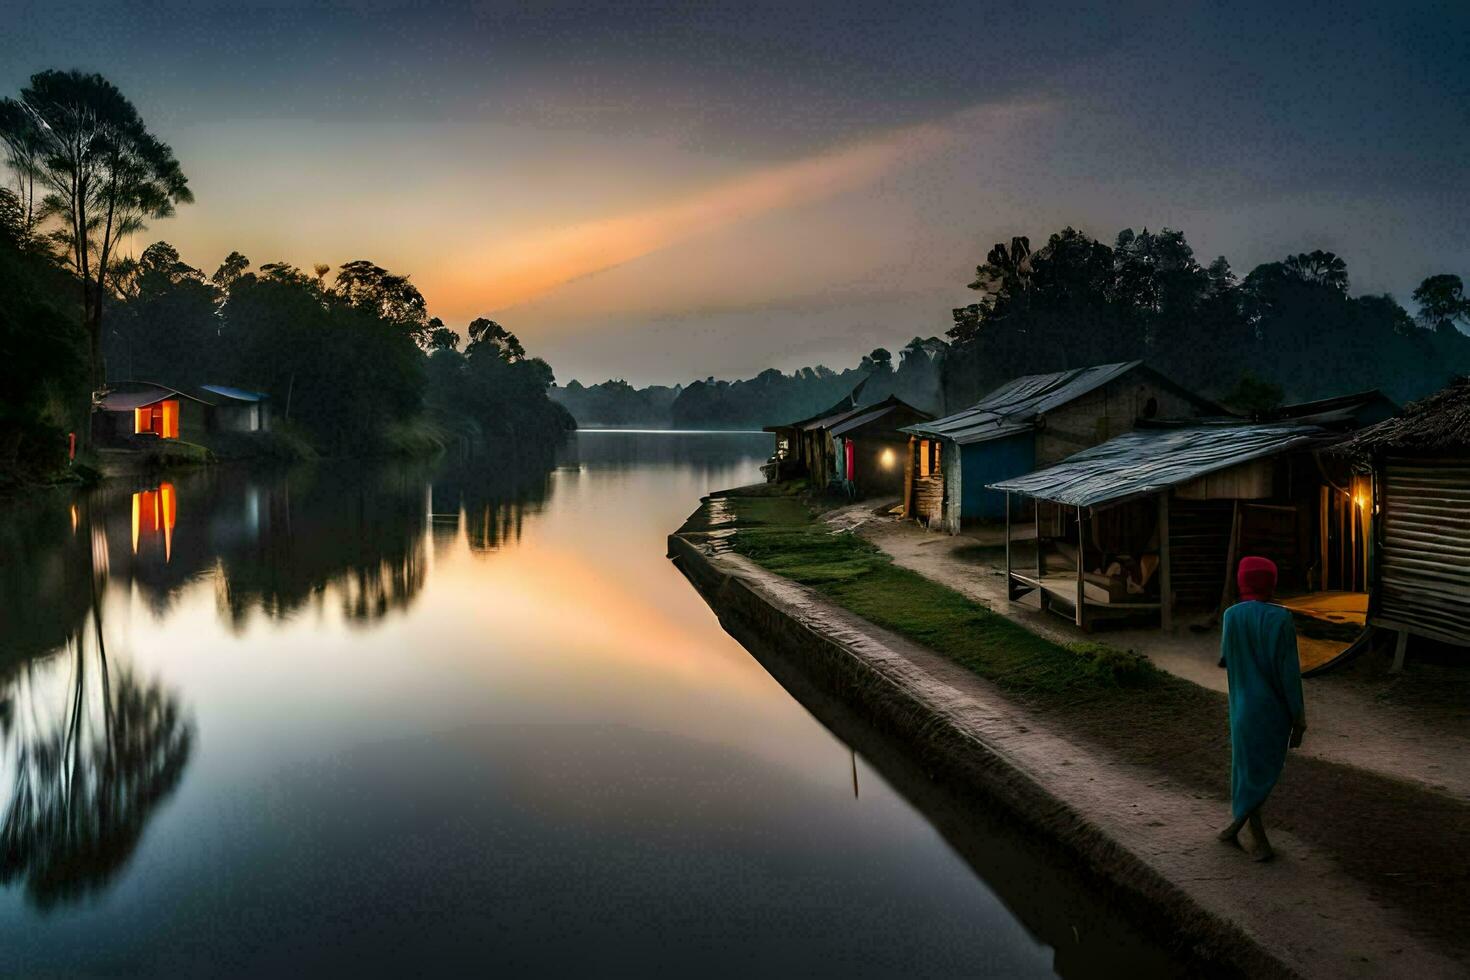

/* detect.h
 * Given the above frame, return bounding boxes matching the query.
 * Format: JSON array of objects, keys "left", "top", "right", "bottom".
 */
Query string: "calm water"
[{"left": 0, "top": 432, "right": 1181, "bottom": 977}]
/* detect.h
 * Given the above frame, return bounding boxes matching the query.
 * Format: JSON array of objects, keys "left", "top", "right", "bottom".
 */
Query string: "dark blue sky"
[{"left": 6, "top": 1, "right": 1468, "bottom": 382}]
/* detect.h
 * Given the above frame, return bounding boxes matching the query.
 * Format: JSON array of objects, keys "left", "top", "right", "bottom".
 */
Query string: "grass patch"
[{"left": 724, "top": 494, "right": 1160, "bottom": 700}]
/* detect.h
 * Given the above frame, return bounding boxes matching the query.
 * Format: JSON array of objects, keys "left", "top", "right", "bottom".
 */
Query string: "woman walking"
[{"left": 1217, "top": 556, "right": 1306, "bottom": 861}]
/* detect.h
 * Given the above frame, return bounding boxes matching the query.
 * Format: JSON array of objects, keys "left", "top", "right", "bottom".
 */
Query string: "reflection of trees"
[
  {"left": 215, "top": 463, "right": 431, "bottom": 627},
  {"left": 0, "top": 495, "right": 93, "bottom": 665},
  {"left": 556, "top": 431, "right": 773, "bottom": 484},
  {"left": 429, "top": 448, "right": 556, "bottom": 555},
  {"left": 0, "top": 520, "right": 193, "bottom": 909}
]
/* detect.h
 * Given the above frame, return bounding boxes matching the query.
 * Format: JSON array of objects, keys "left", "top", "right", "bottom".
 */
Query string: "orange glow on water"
[{"left": 131, "top": 482, "right": 179, "bottom": 561}]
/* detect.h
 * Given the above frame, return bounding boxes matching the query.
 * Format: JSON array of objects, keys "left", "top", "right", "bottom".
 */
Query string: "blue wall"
[{"left": 960, "top": 433, "right": 1036, "bottom": 521}]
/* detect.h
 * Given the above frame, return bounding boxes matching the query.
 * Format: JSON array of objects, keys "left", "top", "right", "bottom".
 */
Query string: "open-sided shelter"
[{"left": 989, "top": 420, "right": 1377, "bottom": 671}]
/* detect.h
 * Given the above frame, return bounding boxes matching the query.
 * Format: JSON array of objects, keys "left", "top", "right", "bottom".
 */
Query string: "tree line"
[
  {"left": 553, "top": 337, "right": 948, "bottom": 429},
  {"left": 942, "top": 227, "right": 1470, "bottom": 411},
  {"left": 0, "top": 69, "right": 571, "bottom": 484}
]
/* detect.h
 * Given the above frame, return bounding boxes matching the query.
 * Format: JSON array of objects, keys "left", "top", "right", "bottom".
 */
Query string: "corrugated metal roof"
[
  {"left": 199, "top": 384, "right": 268, "bottom": 403},
  {"left": 97, "top": 386, "right": 180, "bottom": 411},
  {"left": 901, "top": 361, "right": 1144, "bottom": 445},
  {"left": 829, "top": 404, "right": 897, "bottom": 437},
  {"left": 988, "top": 423, "right": 1334, "bottom": 509}
]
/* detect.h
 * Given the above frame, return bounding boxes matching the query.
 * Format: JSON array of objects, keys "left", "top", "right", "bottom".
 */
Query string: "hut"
[
  {"left": 1339, "top": 378, "right": 1470, "bottom": 668},
  {"left": 764, "top": 392, "right": 931, "bottom": 493},
  {"left": 93, "top": 381, "right": 271, "bottom": 449},
  {"left": 988, "top": 420, "right": 1376, "bottom": 671},
  {"left": 93, "top": 383, "right": 210, "bottom": 447},
  {"left": 901, "top": 362, "right": 1219, "bottom": 532},
  {"left": 763, "top": 391, "right": 860, "bottom": 483},
  {"left": 829, "top": 397, "right": 933, "bottom": 500},
  {"left": 197, "top": 384, "right": 271, "bottom": 433}
]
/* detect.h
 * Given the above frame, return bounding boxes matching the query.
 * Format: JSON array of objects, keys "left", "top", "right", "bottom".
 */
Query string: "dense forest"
[
  {"left": 941, "top": 228, "right": 1470, "bottom": 411},
  {"left": 0, "top": 70, "right": 572, "bottom": 487}
]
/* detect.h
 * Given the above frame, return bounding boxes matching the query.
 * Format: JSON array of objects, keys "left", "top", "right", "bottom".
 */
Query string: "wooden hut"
[
  {"left": 763, "top": 391, "right": 861, "bottom": 484},
  {"left": 93, "top": 383, "right": 210, "bottom": 446},
  {"left": 900, "top": 362, "right": 1219, "bottom": 533},
  {"left": 93, "top": 381, "right": 272, "bottom": 449},
  {"left": 989, "top": 420, "right": 1374, "bottom": 669},
  {"left": 1339, "top": 378, "right": 1470, "bottom": 668},
  {"left": 829, "top": 397, "right": 933, "bottom": 500},
  {"left": 197, "top": 384, "right": 271, "bottom": 433}
]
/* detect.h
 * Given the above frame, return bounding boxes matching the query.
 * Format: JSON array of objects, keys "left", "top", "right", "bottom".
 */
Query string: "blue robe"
[{"left": 1220, "top": 600, "right": 1304, "bottom": 820}]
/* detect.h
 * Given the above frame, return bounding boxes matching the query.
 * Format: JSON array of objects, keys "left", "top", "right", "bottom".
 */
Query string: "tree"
[
  {"left": 334, "top": 259, "right": 431, "bottom": 347},
  {"left": 1220, "top": 372, "right": 1285, "bottom": 414},
  {"left": 1283, "top": 250, "right": 1349, "bottom": 292},
  {"left": 425, "top": 317, "right": 460, "bottom": 351},
  {"left": 212, "top": 250, "right": 249, "bottom": 292},
  {"left": 1412, "top": 274, "right": 1470, "bottom": 334},
  {"left": 465, "top": 317, "right": 525, "bottom": 362},
  {"left": 0, "top": 99, "right": 44, "bottom": 246},
  {"left": 2, "top": 70, "right": 192, "bottom": 433}
]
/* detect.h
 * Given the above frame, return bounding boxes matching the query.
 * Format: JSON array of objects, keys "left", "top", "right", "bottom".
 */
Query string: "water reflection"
[
  {"left": 0, "top": 435, "right": 1187, "bottom": 974},
  {"left": 0, "top": 449, "right": 561, "bottom": 910},
  {"left": 0, "top": 514, "right": 193, "bottom": 909}
]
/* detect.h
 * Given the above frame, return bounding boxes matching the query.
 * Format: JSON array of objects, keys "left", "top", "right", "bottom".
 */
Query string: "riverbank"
[{"left": 669, "top": 485, "right": 1470, "bottom": 979}]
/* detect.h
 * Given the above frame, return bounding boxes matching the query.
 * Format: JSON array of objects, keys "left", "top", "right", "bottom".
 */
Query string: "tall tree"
[
  {"left": 1, "top": 70, "right": 191, "bottom": 440},
  {"left": 1412, "top": 274, "right": 1470, "bottom": 334}
]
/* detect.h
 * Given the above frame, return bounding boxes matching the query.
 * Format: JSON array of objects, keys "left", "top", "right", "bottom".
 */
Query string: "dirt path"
[{"left": 856, "top": 512, "right": 1470, "bottom": 803}]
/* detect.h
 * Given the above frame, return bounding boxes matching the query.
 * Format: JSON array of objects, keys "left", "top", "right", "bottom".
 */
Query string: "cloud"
[{"left": 439, "top": 101, "right": 1043, "bottom": 314}]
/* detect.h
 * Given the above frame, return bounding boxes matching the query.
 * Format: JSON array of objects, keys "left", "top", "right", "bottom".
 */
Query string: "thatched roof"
[{"left": 1339, "top": 377, "right": 1470, "bottom": 459}]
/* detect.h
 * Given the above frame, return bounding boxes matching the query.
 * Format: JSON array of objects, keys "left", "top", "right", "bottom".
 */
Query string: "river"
[{"left": 0, "top": 431, "right": 1185, "bottom": 976}]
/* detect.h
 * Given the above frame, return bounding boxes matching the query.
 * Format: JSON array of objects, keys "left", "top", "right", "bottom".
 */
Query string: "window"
[{"left": 133, "top": 400, "right": 181, "bottom": 438}]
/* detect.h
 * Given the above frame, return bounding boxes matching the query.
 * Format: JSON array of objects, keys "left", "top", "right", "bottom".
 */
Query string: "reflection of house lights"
[
  {"left": 880, "top": 449, "right": 896, "bottom": 469},
  {"left": 1354, "top": 493, "right": 1367, "bottom": 510}
]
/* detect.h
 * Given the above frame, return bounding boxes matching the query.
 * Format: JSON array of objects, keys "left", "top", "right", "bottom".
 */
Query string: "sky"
[{"left": 4, "top": 1, "right": 1468, "bottom": 386}]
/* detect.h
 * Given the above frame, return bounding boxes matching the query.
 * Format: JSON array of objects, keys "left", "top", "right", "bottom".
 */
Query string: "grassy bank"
[{"left": 713, "top": 490, "right": 1171, "bottom": 702}]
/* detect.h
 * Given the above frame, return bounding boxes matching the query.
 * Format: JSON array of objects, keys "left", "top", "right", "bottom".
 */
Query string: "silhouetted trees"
[
  {"left": 1, "top": 70, "right": 192, "bottom": 436},
  {"left": 942, "top": 226, "right": 1470, "bottom": 408}
]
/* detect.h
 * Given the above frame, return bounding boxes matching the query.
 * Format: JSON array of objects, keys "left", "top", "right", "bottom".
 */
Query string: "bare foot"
[
  {"left": 1216, "top": 818, "right": 1245, "bottom": 843},
  {"left": 1244, "top": 814, "right": 1275, "bottom": 862}
]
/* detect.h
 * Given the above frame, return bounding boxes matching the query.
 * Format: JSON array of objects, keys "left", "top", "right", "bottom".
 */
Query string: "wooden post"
[
  {"left": 1318, "top": 485, "right": 1329, "bottom": 592},
  {"left": 1158, "top": 493, "right": 1173, "bottom": 631},
  {"left": 1212, "top": 500, "right": 1242, "bottom": 625},
  {"left": 1350, "top": 491, "right": 1358, "bottom": 592},
  {"left": 902, "top": 436, "right": 916, "bottom": 518},
  {"left": 1036, "top": 501, "right": 1045, "bottom": 579},
  {"left": 1005, "top": 492, "right": 1014, "bottom": 600},
  {"left": 1390, "top": 629, "right": 1408, "bottom": 674},
  {"left": 1075, "top": 505, "right": 1086, "bottom": 629}
]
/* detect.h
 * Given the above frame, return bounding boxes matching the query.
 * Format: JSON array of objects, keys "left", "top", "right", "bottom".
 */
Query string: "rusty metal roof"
[
  {"left": 988, "top": 422, "right": 1338, "bottom": 508},
  {"left": 901, "top": 361, "right": 1147, "bottom": 445}
]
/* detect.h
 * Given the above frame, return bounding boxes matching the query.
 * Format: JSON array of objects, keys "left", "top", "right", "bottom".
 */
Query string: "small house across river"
[
  {"left": 901, "top": 362, "right": 1218, "bottom": 533},
  {"left": 94, "top": 381, "right": 271, "bottom": 449}
]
